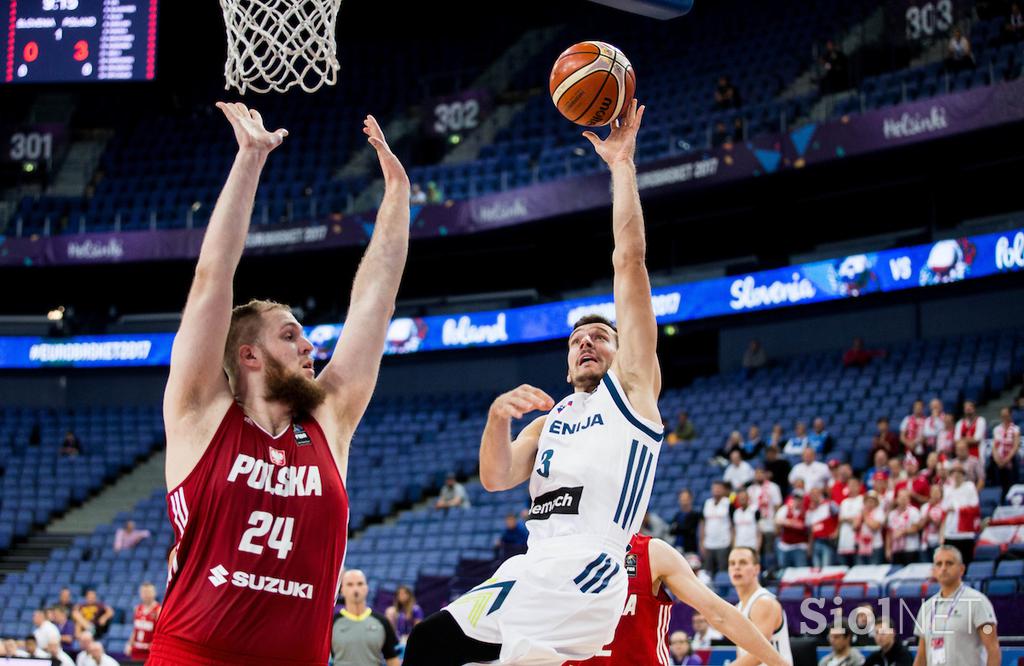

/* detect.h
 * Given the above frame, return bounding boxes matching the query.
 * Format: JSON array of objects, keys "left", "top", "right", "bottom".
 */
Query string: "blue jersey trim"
[
  {"left": 602, "top": 374, "right": 663, "bottom": 442},
  {"left": 613, "top": 440, "right": 639, "bottom": 525}
]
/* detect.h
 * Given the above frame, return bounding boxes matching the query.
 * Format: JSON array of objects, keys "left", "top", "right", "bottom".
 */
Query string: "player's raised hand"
[
  {"left": 363, "top": 114, "right": 410, "bottom": 188},
  {"left": 216, "top": 102, "right": 288, "bottom": 154},
  {"left": 582, "top": 98, "right": 645, "bottom": 167},
  {"left": 490, "top": 385, "right": 555, "bottom": 420}
]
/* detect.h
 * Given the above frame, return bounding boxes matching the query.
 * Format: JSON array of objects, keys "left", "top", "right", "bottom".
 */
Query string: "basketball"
[{"left": 549, "top": 41, "right": 635, "bottom": 127}]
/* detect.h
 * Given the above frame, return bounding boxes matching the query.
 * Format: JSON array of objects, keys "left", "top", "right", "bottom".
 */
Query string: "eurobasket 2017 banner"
[
  {"left": 1, "top": 80, "right": 1023, "bottom": 267},
  {"left": 2, "top": 227, "right": 1021, "bottom": 368}
]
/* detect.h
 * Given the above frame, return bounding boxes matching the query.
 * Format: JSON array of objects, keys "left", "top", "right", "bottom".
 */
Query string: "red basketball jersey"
[
  {"left": 150, "top": 403, "right": 349, "bottom": 666},
  {"left": 565, "top": 533, "right": 674, "bottom": 666},
  {"left": 129, "top": 601, "right": 160, "bottom": 659}
]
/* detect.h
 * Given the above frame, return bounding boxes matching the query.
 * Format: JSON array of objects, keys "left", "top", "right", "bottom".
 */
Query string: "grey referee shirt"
[
  {"left": 331, "top": 608, "right": 399, "bottom": 666},
  {"left": 913, "top": 585, "right": 997, "bottom": 666}
]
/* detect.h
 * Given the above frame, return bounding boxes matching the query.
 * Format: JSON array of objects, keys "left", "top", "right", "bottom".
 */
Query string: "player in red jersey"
[
  {"left": 149, "top": 102, "right": 410, "bottom": 666},
  {"left": 125, "top": 582, "right": 160, "bottom": 662},
  {"left": 566, "top": 534, "right": 789, "bottom": 666}
]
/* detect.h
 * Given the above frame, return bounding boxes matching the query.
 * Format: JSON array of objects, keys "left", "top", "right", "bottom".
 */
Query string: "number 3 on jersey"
[
  {"left": 537, "top": 449, "right": 554, "bottom": 478},
  {"left": 239, "top": 511, "right": 294, "bottom": 559}
]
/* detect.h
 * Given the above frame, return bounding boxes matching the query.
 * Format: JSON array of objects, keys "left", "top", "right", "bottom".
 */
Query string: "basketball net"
[{"left": 220, "top": 0, "right": 342, "bottom": 94}]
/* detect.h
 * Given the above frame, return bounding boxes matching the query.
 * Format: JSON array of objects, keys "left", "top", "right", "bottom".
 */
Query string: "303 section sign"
[{"left": 2, "top": 0, "right": 159, "bottom": 83}]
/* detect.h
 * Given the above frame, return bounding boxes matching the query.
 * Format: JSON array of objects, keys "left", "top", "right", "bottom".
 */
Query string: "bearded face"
[{"left": 262, "top": 350, "right": 326, "bottom": 418}]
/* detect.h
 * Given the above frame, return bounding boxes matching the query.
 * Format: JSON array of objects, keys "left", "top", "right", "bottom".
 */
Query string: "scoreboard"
[{"left": 2, "top": 0, "right": 158, "bottom": 83}]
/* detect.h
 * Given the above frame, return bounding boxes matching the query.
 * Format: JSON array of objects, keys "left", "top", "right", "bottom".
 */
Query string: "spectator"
[
  {"left": 941, "top": 464, "right": 980, "bottom": 565},
  {"left": 1005, "top": 3, "right": 1024, "bottom": 43},
  {"left": 711, "top": 121, "right": 732, "bottom": 148},
  {"left": 871, "top": 417, "right": 900, "bottom": 458},
  {"left": 52, "top": 607, "right": 75, "bottom": 653},
  {"left": 60, "top": 430, "right": 82, "bottom": 457},
  {"left": 914, "top": 546, "right": 999, "bottom": 666},
  {"left": 849, "top": 604, "right": 875, "bottom": 648},
  {"left": 767, "top": 423, "right": 786, "bottom": 449},
  {"left": 742, "top": 339, "right": 766, "bottom": 373},
  {"left": 113, "top": 520, "right": 151, "bottom": 552},
  {"left": 954, "top": 401, "right": 986, "bottom": 457},
  {"left": 434, "top": 473, "right": 470, "bottom": 510},
  {"left": 732, "top": 489, "right": 760, "bottom": 551},
  {"left": 425, "top": 181, "right": 443, "bottom": 204},
  {"left": 409, "top": 183, "right": 427, "bottom": 205},
  {"left": 764, "top": 445, "right": 792, "bottom": 497},
  {"left": 700, "top": 481, "right": 733, "bottom": 577},
  {"left": 641, "top": 510, "right": 670, "bottom": 541},
  {"left": 32, "top": 609, "right": 60, "bottom": 653},
  {"left": 936, "top": 413, "right": 957, "bottom": 457},
  {"left": 2, "top": 637, "right": 25, "bottom": 657},
  {"left": 949, "top": 440, "right": 985, "bottom": 489},
  {"left": 715, "top": 430, "right": 744, "bottom": 463},
  {"left": 669, "top": 631, "right": 703, "bottom": 666},
  {"left": 987, "top": 406, "right": 1020, "bottom": 500},
  {"left": 46, "top": 638, "right": 75, "bottom": 666},
  {"left": 783, "top": 421, "right": 810, "bottom": 455},
  {"left": 919, "top": 484, "right": 945, "bottom": 562},
  {"left": 944, "top": 27, "right": 975, "bottom": 73},
  {"left": 72, "top": 590, "right": 113, "bottom": 639},
  {"left": 922, "top": 398, "right": 946, "bottom": 451},
  {"left": 713, "top": 76, "right": 742, "bottom": 110},
  {"left": 830, "top": 462, "right": 854, "bottom": 505},
  {"left": 806, "top": 486, "right": 839, "bottom": 567},
  {"left": 742, "top": 425, "right": 765, "bottom": 459},
  {"left": 76, "top": 632, "right": 94, "bottom": 666},
  {"left": 670, "top": 489, "right": 702, "bottom": 554},
  {"left": 384, "top": 585, "right": 422, "bottom": 645},
  {"left": 22, "top": 635, "right": 48, "bottom": 658},
  {"left": 900, "top": 400, "right": 927, "bottom": 462},
  {"left": 774, "top": 490, "right": 809, "bottom": 568},
  {"left": 495, "top": 513, "right": 528, "bottom": 557},
  {"left": 331, "top": 570, "right": 400, "bottom": 666},
  {"left": 748, "top": 468, "right": 782, "bottom": 560},
  {"left": 789, "top": 447, "right": 832, "bottom": 491},
  {"left": 54, "top": 588, "right": 75, "bottom": 618},
  {"left": 724, "top": 450, "right": 755, "bottom": 490},
  {"left": 819, "top": 40, "right": 850, "bottom": 95},
  {"left": 819, "top": 623, "right": 864, "bottom": 666},
  {"left": 808, "top": 418, "right": 835, "bottom": 455},
  {"left": 857, "top": 491, "right": 886, "bottom": 564},
  {"left": 842, "top": 337, "right": 884, "bottom": 368},
  {"left": 837, "top": 476, "right": 864, "bottom": 566},
  {"left": 886, "top": 489, "right": 922, "bottom": 566},
  {"left": 865, "top": 450, "right": 889, "bottom": 489},
  {"left": 689, "top": 614, "right": 723, "bottom": 649},
  {"left": 900, "top": 456, "right": 931, "bottom": 506},
  {"left": 86, "top": 641, "right": 119, "bottom": 666},
  {"left": 863, "top": 617, "right": 912, "bottom": 666},
  {"left": 673, "top": 411, "right": 697, "bottom": 443}
]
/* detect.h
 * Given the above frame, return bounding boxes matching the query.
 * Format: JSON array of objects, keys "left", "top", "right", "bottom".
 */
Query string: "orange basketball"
[{"left": 549, "top": 41, "right": 635, "bottom": 127}]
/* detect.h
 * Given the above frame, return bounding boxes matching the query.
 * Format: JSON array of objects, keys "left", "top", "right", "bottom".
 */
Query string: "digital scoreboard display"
[{"left": 2, "top": 0, "right": 158, "bottom": 83}]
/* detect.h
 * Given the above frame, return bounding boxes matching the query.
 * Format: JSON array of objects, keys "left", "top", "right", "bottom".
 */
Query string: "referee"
[
  {"left": 332, "top": 570, "right": 400, "bottom": 666},
  {"left": 913, "top": 545, "right": 1000, "bottom": 666}
]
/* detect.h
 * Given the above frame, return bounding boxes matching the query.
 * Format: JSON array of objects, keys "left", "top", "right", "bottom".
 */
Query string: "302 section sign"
[{"left": 424, "top": 89, "right": 492, "bottom": 137}]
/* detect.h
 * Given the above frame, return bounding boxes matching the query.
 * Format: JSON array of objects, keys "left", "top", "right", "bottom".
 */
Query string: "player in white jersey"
[
  {"left": 404, "top": 100, "right": 664, "bottom": 666},
  {"left": 729, "top": 547, "right": 793, "bottom": 666}
]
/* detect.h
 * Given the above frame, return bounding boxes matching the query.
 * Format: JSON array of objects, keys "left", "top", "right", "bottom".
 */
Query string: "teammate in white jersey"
[
  {"left": 404, "top": 100, "right": 665, "bottom": 666},
  {"left": 729, "top": 547, "right": 793, "bottom": 666}
]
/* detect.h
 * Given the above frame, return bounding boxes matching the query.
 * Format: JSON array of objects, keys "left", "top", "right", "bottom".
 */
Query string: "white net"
[{"left": 220, "top": 0, "right": 342, "bottom": 94}]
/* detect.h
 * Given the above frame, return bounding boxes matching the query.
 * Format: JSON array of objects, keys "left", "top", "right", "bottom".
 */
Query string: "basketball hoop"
[{"left": 220, "top": 0, "right": 342, "bottom": 94}]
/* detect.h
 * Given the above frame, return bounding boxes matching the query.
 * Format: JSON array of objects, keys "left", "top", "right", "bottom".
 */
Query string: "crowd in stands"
[{"left": 658, "top": 389, "right": 1021, "bottom": 574}]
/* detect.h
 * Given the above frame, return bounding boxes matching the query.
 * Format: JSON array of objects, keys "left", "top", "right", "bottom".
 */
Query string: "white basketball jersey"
[
  {"left": 736, "top": 587, "right": 792, "bottom": 666},
  {"left": 527, "top": 370, "right": 663, "bottom": 552}
]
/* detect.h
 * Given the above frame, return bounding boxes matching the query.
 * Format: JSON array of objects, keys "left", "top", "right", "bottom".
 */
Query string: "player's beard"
[{"left": 263, "top": 352, "right": 326, "bottom": 419}]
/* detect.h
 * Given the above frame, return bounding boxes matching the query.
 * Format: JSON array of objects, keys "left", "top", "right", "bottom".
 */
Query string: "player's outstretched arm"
[
  {"left": 317, "top": 116, "right": 410, "bottom": 441},
  {"left": 649, "top": 539, "right": 790, "bottom": 666},
  {"left": 479, "top": 386, "right": 554, "bottom": 491},
  {"left": 164, "top": 104, "right": 286, "bottom": 458},
  {"left": 583, "top": 100, "right": 660, "bottom": 416}
]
